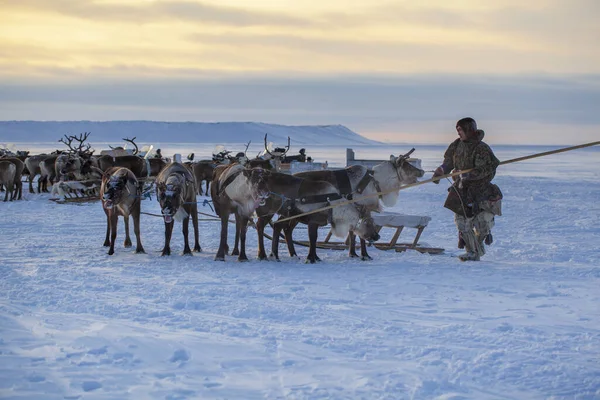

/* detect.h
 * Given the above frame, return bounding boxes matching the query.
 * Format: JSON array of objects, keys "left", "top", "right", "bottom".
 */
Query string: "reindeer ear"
[{"left": 389, "top": 155, "right": 396, "bottom": 162}]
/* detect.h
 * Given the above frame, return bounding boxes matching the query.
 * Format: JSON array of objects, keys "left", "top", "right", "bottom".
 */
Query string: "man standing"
[{"left": 432, "top": 118, "right": 503, "bottom": 261}]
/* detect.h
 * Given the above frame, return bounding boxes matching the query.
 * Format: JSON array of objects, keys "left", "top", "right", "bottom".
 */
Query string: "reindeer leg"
[
  {"left": 182, "top": 214, "right": 192, "bottom": 255},
  {"left": 28, "top": 174, "right": 34, "bottom": 194},
  {"left": 161, "top": 220, "right": 174, "bottom": 256},
  {"left": 284, "top": 220, "right": 299, "bottom": 258},
  {"left": 205, "top": 181, "right": 209, "bottom": 195},
  {"left": 360, "top": 238, "right": 372, "bottom": 261},
  {"left": 108, "top": 212, "right": 118, "bottom": 255},
  {"left": 238, "top": 216, "right": 249, "bottom": 262},
  {"left": 349, "top": 231, "right": 359, "bottom": 258},
  {"left": 192, "top": 204, "right": 201, "bottom": 252},
  {"left": 3, "top": 187, "right": 7, "bottom": 202},
  {"left": 215, "top": 212, "right": 229, "bottom": 261},
  {"left": 306, "top": 223, "right": 319, "bottom": 264},
  {"left": 231, "top": 212, "right": 240, "bottom": 256},
  {"left": 123, "top": 215, "right": 132, "bottom": 248},
  {"left": 270, "top": 221, "right": 283, "bottom": 261},
  {"left": 103, "top": 211, "right": 111, "bottom": 246},
  {"left": 133, "top": 207, "right": 145, "bottom": 254},
  {"left": 257, "top": 215, "right": 273, "bottom": 260}
]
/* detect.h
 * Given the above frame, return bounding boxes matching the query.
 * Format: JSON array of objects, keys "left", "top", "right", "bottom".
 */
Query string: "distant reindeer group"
[{"left": 3, "top": 132, "right": 425, "bottom": 263}]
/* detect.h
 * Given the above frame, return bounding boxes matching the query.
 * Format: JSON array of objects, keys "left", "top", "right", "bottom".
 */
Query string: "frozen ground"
[{"left": 1, "top": 144, "right": 599, "bottom": 399}]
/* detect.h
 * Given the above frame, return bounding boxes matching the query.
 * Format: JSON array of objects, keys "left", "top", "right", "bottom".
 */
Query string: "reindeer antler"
[
  {"left": 58, "top": 134, "right": 75, "bottom": 152},
  {"left": 72, "top": 132, "right": 92, "bottom": 155},
  {"left": 122, "top": 137, "right": 139, "bottom": 155},
  {"left": 264, "top": 133, "right": 274, "bottom": 156},
  {"left": 284, "top": 136, "right": 290, "bottom": 155},
  {"left": 400, "top": 148, "right": 415, "bottom": 159},
  {"left": 244, "top": 140, "right": 251, "bottom": 157}
]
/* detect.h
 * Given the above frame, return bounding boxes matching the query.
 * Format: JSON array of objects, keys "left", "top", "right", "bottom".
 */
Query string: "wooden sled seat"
[
  {"left": 321, "top": 211, "right": 443, "bottom": 255},
  {"left": 370, "top": 212, "right": 443, "bottom": 254}
]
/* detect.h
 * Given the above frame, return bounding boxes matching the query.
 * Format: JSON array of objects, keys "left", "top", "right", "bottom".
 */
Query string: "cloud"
[{"left": 0, "top": 0, "right": 311, "bottom": 27}]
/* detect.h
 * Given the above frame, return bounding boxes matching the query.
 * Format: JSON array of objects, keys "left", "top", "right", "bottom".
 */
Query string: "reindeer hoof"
[
  {"left": 135, "top": 248, "right": 145, "bottom": 254},
  {"left": 161, "top": 250, "right": 171, "bottom": 256},
  {"left": 361, "top": 255, "right": 373, "bottom": 261},
  {"left": 193, "top": 245, "right": 202, "bottom": 253},
  {"left": 108, "top": 249, "right": 115, "bottom": 255},
  {"left": 349, "top": 253, "right": 359, "bottom": 258},
  {"left": 231, "top": 249, "right": 240, "bottom": 256},
  {"left": 124, "top": 241, "right": 132, "bottom": 248},
  {"left": 238, "top": 257, "right": 249, "bottom": 262},
  {"left": 257, "top": 254, "right": 269, "bottom": 261},
  {"left": 103, "top": 243, "right": 110, "bottom": 247},
  {"left": 214, "top": 255, "right": 225, "bottom": 262},
  {"left": 305, "top": 257, "right": 317, "bottom": 264}
]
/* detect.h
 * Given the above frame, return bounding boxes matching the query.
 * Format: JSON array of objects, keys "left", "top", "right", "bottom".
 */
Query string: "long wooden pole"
[{"left": 275, "top": 141, "right": 600, "bottom": 224}]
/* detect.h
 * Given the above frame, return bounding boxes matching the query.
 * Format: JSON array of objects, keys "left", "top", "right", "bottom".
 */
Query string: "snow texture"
[{"left": 1, "top": 143, "right": 599, "bottom": 400}]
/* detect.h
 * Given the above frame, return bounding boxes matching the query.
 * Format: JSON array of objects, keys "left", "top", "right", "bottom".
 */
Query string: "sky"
[{"left": 0, "top": 0, "right": 599, "bottom": 144}]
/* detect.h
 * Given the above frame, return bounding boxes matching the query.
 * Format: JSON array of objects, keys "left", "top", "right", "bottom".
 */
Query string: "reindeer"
[
  {"left": 97, "top": 137, "right": 147, "bottom": 179},
  {"left": 155, "top": 159, "right": 201, "bottom": 256},
  {"left": 0, "top": 161, "right": 17, "bottom": 201},
  {"left": 190, "top": 161, "right": 215, "bottom": 195},
  {"left": 99, "top": 167, "right": 145, "bottom": 255},
  {"left": 211, "top": 164, "right": 271, "bottom": 261},
  {"left": 262, "top": 134, "right": 290, "bottom": 171},
  {"left": 0, "top": 158, "right": 24, "bottom": 200},
  {"left": 252, "top": 170, "right": 381, "bottom": 263},
  {"left": 291, "top": 148, "right": 425, "bottom": 260},
  {"left": 55, "top": 133, "right": 97, "bottom": 180},
  {"left": 145, "top": 158, "right": 167, "bottom": 177},
  {"left": 24, "top": 154, "right": 52, "bottom": 193}
]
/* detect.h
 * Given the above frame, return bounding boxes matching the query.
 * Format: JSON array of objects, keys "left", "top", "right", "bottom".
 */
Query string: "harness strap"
[
  {"left": 218, "top": 170, "right": 242, "bottom": 196},
  {"left": 356, "top": 170, "right": 383, "bottom": 199},
  {"left": 333, "top": 169, "right": 353, "bottom": 197},
  {"left": 295, "top": 192, "right": 342, "bottom": 205}
]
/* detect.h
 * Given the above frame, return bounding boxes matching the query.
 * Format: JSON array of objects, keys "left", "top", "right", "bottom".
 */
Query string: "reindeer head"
[
  {"left": 56, "top": 153, "right": 82, "bottom": 178},
  {"left": 353, "top": 213, "right": 381, "bottom": 245},
  {"left": 390, "top": 148, "right": 425, "bottom": 184},
  {"left": 329, "top": 203, "right": 380, "bottom": 243},
  {"left": 243, "top": 167, "right": 271, "bottom": 207},
  {"left": 156, "top": 174, "right": 187, "bottom": 224},
  {"left": 102, "top": 169, "right": 135, "bottom": 210}
]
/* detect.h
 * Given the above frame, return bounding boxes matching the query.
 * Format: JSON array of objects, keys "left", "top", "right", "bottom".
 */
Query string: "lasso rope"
[{"left": 275, "top": 141, "right": 600, "bottom": 224}]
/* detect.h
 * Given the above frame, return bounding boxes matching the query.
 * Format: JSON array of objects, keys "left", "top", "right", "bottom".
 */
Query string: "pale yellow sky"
[
  {"left": 1, "top": 0, "right": 598, "bottom": 78},
  {"left": 1, "top": 0, "right": 599, "bottom": 144}
]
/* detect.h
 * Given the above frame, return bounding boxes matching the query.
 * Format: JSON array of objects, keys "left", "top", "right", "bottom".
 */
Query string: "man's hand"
[{"left": 432, "top": 167, "right": 444, "bottom": 184}]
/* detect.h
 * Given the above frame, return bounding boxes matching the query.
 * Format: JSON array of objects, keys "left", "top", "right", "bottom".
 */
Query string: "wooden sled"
[
  {"left": 49, "top": 179, "right": 101, "bottom": 203},
  {"left": 317, "top": 212, "right": 444, "bottom": 255}
]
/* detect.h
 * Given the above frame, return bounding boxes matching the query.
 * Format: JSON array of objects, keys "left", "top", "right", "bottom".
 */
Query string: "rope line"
[{"left": 275, "top": 141, "right": 600, "bottom": 224}]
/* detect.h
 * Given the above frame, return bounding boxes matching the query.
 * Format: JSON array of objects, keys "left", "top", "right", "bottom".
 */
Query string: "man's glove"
[{"left": 432, "top": 167, "right": 444, "bottom": 184}]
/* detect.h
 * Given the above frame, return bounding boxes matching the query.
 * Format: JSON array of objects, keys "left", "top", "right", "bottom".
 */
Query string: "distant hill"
[{"left": 0, "top": 121, "right": 379, "bottom": 145}]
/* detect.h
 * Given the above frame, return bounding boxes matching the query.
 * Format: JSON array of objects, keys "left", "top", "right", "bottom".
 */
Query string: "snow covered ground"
[{"left": 1, "top": 144, "right": 599, "bottom": 399}]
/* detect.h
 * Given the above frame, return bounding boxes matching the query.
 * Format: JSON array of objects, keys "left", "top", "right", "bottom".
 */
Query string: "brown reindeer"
[
  {"left": 253, "top": 170, "right": 380, "bottom": 263},
  {"left": 146, "top": 158, "right": 167, "bottom": 177},
  {"left": 156, "top": 161, "right": 201, "bottom": 256},
  {"left": 0, "top": 157, "right": 24, "bottom": 200},
  {"left": 190, "top": 161, "right": 215, "bottom": 195},
  {"left": 0, "top": 161, "right": 17, "bottom": 201},
  {"left": 211, "top": 164, "right": 271, "bottom": 261},
  {"left": 39, "top": 155, "right": 59, "bottom": 192},
  {"left": 292, "top": 149, "right": 425, "bottom": 260},
  {"left": 98, "top": 138, "right": 147, "bottom": 179},
  {"left": 99, "top": 167, "right": 145, "bottom": 255},
  {"left": 24, "top": 154, "right": 52, "bottom": 193}
]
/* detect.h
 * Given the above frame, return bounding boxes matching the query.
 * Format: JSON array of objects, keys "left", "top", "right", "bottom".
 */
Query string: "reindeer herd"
[{"left": 1, "top": 133, "right": 425, "bottom": 263}]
